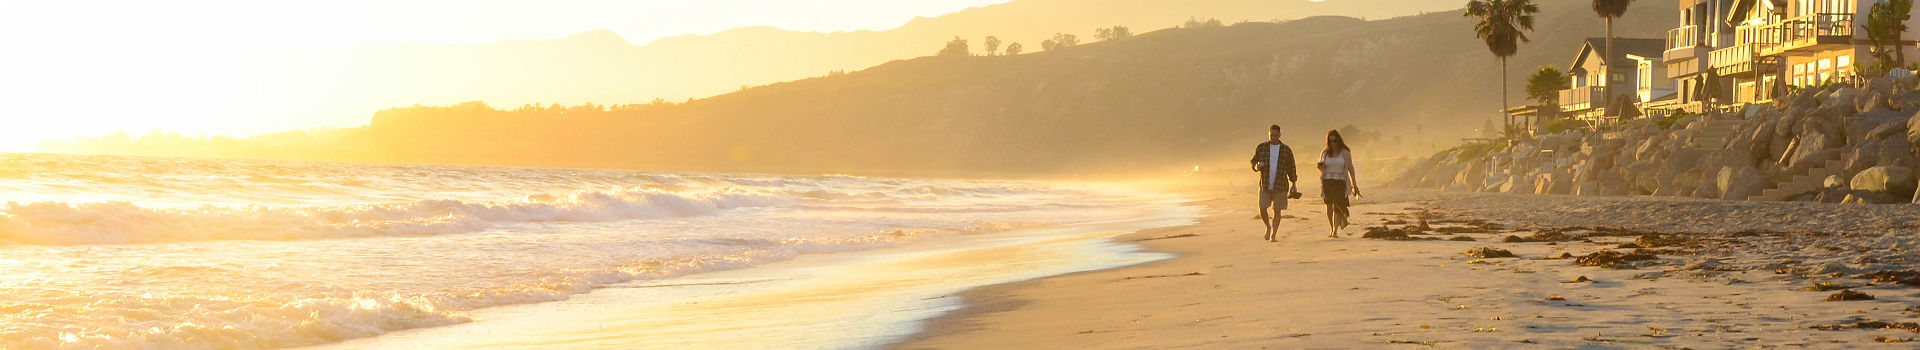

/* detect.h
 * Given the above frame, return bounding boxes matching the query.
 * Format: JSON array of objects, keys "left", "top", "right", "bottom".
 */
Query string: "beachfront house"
[
  {"left": 1559, "top": 38, "right": 1667, "bottom": 122},
  {"left": 1667, "top": 0, "right": 1920, "bottom": 111},
  {"left": 1629, "top": 53, "right": 1680, "bottom": 114},
  {"left": 1664, "top": 0, "right": 1739, "bottom": 113},
  {"left": 1712, "top": 0, "right": 1791, "bottom": 104},
  {"left": 1766, "top": 0, "right": 1920, "bottom": 90}
]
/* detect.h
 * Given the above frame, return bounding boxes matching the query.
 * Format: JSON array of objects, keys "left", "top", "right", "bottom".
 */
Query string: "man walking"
[{"left": 1250, "top": 125, "right": 1298, "bottom": 242}]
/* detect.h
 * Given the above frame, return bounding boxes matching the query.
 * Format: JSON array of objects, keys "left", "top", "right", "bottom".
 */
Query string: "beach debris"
[
  {"left": 1858, "top": 270, "right": 1920, "bottom": 286},
  {"left": 1826, "top": 290, "right": 1876, "bottom": 301},
  {"left": 1574, "top": 250, "right": 1656, "bottom": 269},
  {"left": 1384, "top": 339, "right": 1438, "bottom": 346},
  {"left": 1644, "top": 327, "right": 1671, "bottom": 337},
  {"left": 1549, "top": 252, "right": 1575, "bottom": 259},
  {"left": 1875, "top": 336, "right": 1914, "bottom": 343},
  {"left": 1634, "top": 233, "right": 1687, "bottom": 248},
  {"left": 1474, "top": 327, "right": 1498, "bottom": 332},
  {"left": 1809, "top": 320, "right": 1920, "bottom": 333},
  {"left": 1545, "top": 295, "right": 1565, "bottom": 301},
  {"left": 1466, "top": 259, "right": 1487, "bottom": 264},
  {"left": 1802, "top": 282, "right": 1860, "bottom": 291},
  {"left": 1616, "top": 243, "right": 1641, "bottom": 249},
  {"left": 1564, "top": 276, "right": 1593, "bottom": 283},
  {"left": 1120, "top": 272, "right": 1203, "bottom": 280},
  {"left": 1463, "top": 247, "right": 1517, "bottom": 258},
  {"left": 1361, "top": 226, "right": 1414, "bottom": 240},
  {"left": 1448, "top": 236, "right": 1476, "bottom": 241}
]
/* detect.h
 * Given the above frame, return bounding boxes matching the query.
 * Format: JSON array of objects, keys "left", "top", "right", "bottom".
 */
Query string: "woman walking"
[{"left": 1317, "top": 130, "right": 1360, "bottom": 237}]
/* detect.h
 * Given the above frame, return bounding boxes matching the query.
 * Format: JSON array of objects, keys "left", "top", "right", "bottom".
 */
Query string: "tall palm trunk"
[
  {"left": 1604, "top": 17, "right": 1614, "bottom": 119},
  {"left": 1503, "top": 57, "right": 1511, "bottom": 132}
]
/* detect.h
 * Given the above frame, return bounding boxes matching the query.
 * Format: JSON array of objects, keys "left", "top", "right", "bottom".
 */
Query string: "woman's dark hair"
[{"left": 1325, "top": 130, "right": 1348, "bottom": 156}]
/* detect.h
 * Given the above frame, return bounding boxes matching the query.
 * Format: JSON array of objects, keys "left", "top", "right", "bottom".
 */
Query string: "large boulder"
[
  {"left": 1456, "top": 158, "right": 1488, "bottom": 190},
  {"left": 1787, "top": 130, "right": 1836, "bottom": 167},
  {"left": 1534, "top": 171, "right": 1573, "bottom": 195},
  {"left": 1857, "top": 79, "right": 1897, "bottom": 114},
  {"left": 1850, "top": 166, "right": 1917, "bottom": 198},
  {"left": 1633, "top": 136, "right": 1665, "bottom": 162},
  {"left": 1718, "top": 165, "right": 1771, "bottom": 200},
  {"left": 1625, "top": 161, "right": 1662, "bottom": 194},
  {"left": 1841, "top": 191, "right": 1909, "bottom": 204},
  {"left": 1594, "top": 169, "right": 1633, "bottom": 196},
  {"left": 1848, "top": 110, "right": 1910, "bottom": 146}
]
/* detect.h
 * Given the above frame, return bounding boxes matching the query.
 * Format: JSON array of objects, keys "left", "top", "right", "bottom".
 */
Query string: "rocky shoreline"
[{"left": 1391, "top": 76, "right": 1920, "bottom": 204}]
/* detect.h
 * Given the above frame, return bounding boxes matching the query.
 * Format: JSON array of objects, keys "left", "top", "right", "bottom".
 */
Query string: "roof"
[
  {"left": 1570, "top": 38, "right": 1668, "bottom": 72},
  {"left": 1726, "top": 0, "right": 1785, "bottom": 26}
]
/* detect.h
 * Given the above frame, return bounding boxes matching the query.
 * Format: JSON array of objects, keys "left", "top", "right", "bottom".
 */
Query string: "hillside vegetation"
[{"left": 45, "top": 0, "right": 1678, "bottom": 176}]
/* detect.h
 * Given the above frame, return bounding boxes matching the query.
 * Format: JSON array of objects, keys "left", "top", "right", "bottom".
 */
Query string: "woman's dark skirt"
[{"left": 1322, "top": 179, "right": 1349, "bottom": 217}]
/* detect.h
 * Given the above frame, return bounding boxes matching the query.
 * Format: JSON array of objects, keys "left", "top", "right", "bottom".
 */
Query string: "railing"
[
  {"left": 1667, "top": 25, "right": 1700, "bottom": 50},
  {"left": 1709, "top": 43, "right": 1755, "bottom": 69},
  {"left": 1758, "top": 13, "right": 1853, "bottom": 54},
  {"left": 1558, "top": 86, "right": 1601, "bottom": 109}
]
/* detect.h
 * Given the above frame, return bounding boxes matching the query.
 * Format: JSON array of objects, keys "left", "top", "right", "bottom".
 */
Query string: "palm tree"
[
  {"left": 1593, "top": 0, "right": 1633, "bottom": 118},
  {"left": 1465, "top": 0, "right": 1540, "bottom": 134}
]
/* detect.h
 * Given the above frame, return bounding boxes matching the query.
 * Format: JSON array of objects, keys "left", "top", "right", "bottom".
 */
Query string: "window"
[
  {"left": 1819, "top": 58, "right": 1833, "bottom": 82},
  {"left": 1838, "top": 55, "right": 1852, "bottom": 77},
  {"left": 1793, "top": 63, "right": 1805, "bottom": 86}
]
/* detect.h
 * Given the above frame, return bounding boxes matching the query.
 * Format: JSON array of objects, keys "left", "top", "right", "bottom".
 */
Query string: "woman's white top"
[{"left": 1321, "top": 149, "right": 1354, "bottom": 181}]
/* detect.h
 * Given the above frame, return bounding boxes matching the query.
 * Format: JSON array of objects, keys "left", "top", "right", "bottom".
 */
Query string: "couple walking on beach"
[{"left": 1250, "top": 125, "right": 1360, "bottom": 241}]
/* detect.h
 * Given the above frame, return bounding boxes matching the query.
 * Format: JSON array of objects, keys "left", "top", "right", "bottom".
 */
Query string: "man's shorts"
[{"left": 1258, "top": 186, "right": 1288, "bottom": 210}]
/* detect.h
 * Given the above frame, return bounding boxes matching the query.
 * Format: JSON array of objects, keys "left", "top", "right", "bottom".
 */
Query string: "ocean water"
[{"left": 0, "top": 153, "right": 1183, "bottom": 349}]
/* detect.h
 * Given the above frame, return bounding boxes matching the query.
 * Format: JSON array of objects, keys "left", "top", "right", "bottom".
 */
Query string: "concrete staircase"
[
  {"left": 1687, "top": 119, "right": 1747, "bottom": 150},
  {"left": 1750, "top": 155, "right": 1846, "bottom": 201}
]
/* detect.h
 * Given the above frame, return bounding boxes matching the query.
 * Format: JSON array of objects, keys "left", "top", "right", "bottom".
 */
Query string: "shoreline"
[
  {"left": 894, "top": 185, "right": 1920, "bottom": 348},
  {"left": 306, "top": 194, "right": 1203, "bottom": 349}
]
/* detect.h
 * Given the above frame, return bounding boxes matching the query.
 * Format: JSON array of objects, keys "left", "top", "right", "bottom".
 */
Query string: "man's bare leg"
[
  {"left": 1259, "top": 206, "right": 1272, "bottom": 241},
  {"left": 1267, "top": 208, "right": 1282, "bottom": 241}
]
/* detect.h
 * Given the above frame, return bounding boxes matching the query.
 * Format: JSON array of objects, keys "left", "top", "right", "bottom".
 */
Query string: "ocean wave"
[
  {"left": 0, "top": 187, "right": 798, "bottom": 245},
  {"left": 0, "top": 232, "right": 936, "bottom": 349}
]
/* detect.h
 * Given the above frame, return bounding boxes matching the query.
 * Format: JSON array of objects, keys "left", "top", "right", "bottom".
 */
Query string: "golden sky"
[{"left": 0, "top": 0, "right": 1016, "bottom": 152}]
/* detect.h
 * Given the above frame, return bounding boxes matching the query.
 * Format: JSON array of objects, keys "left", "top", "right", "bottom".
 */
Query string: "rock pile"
[{"left": 1392, "top": 75, "right": 1920, "bottom": 204}]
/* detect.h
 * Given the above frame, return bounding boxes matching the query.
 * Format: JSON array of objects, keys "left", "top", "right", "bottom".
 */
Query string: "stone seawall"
[{"left": 1392, "top": 76, "right": 1920, "bottom": 204}]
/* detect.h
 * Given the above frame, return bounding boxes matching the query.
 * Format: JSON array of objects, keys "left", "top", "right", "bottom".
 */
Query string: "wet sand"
[{"left": 895, "top": 185, "right": 1920, "bottom": 348}]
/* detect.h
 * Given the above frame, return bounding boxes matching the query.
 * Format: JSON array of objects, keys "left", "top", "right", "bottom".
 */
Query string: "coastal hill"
[
  {"left": 227, "top": 0, "right": 1464, "bottom": 130},
  {"left": 45, "top": 0, "right": 1677, "bottom": 176}
]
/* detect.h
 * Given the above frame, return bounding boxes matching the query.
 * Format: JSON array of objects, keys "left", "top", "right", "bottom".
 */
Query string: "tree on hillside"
[
  {"left": 1184, "top": 17, "right": 1225, "bottom": 28},
  {"left": 984, "top": 36, "right": 1002, "bottom": 56},
  {"left": 1094, "top": 26, "right": 1132, "bottom": 41},
  {"left": 1041, "top": 33, "right": 1079, "bottom": 51},
  {"left": 1006, "top": 42, "right": 1024, "bottom": 55},
  {"left": 1465, "top": 0, "right": 1540, "bottom": 135},
  {"left": 1593, "top": 0, "right": 1633, "bottom": 117},
  {"left": 937, "top": 36, "right": 970, "bottom": 57},
  {"left": 1866, "top": 0, "right": 1913, "bottom": 67},
  {"left": 1526, "top": 66, "right": 1569, "bottom": 122}
]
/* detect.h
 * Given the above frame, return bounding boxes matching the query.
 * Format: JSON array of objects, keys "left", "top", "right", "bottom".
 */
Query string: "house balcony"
[
  {"left": 1666, "top": 25, "right": 1702, "bottom": 53},
  {"left": 1710, "top": 42, "right": 1758, "bottom": 75},
  {"left": 1666, "top": 57, "right": 1706, "bottom": 78},
  {"left": 1558, "top": 85, "right": 1603, "bottom": 111},
  {"left": 1756, "top": 13, "right": 1855, "bottom": 56}
]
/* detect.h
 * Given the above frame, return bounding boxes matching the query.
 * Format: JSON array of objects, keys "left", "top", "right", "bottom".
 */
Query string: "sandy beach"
[{"left": 897, "top": 184, "right": 1920, "bottom": 348}]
